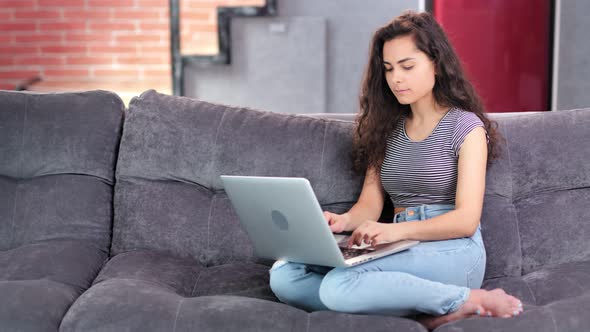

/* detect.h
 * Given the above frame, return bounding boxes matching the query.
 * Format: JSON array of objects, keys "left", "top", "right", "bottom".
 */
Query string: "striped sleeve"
[{"left": 451, "top": 111, "right": 486, "bottom": 157}]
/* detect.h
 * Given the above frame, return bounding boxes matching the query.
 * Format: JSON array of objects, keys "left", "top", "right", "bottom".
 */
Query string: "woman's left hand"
[{"left": 348, "top": 220, "right": 405, "bottom": 248}]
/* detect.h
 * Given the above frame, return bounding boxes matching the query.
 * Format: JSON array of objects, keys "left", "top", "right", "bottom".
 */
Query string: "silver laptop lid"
[{"left": 220, "top": 176, "right": 348, "bottom": 267}]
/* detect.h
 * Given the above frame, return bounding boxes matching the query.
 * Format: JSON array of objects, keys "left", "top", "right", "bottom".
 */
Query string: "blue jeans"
[{"left": 268, "top": 203, "right": 486, "bottom": 316}]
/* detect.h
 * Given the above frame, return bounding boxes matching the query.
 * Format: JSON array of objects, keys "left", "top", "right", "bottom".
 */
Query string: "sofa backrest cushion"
[
  {"left": 305, "top": 109, "right": 590, "bottom": 278},
  {"left": 111, "top": 90, "right": 363, "bottom": 266},
  {"left": 0, "top": 90, "right": 124, "bottom": 251},
  {"left": 483, "top": 109, "right": 590, "bottom": 277},
  {"left": 112, "top": 90, "right": 590, "bottom": 277}
]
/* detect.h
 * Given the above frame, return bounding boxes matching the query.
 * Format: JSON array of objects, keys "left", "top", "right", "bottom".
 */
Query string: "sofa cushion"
[
  {"left": 435, "top": 294, "right": 590, "bottom": 332},
  {"left": 112, "top": 90, "right": 363, "bottom": 266},
  {"left": 482, "top": 260, "right": 590, "bottom": 306},
  {"left": 0, "top": 241, "right": 107, "bottom": 331},
  {"left": 92, "top": 250, "right": 275, "bottom": 300},
  {"left": 503, "top": 109, "right": 590, "bottom": 275},
  {"left": 0, "top": 90, "right": 124, "bottom": 331},
  {"left": 480, "top": 109, "right": 590, "bottom": 279},
  {"left": 62, "top": 286, "right": 427, "bottom": 332},
  {"left": 434, "top": 304, "right": 563, "bottom": 332},
  {"left": 304, "top": 111, "right": 545, "bottom": 280},
  {"left": 112, "top": 90, "right": 590, "bottom": 279},
  {"left": 190, "top": 262, "right": 276, "bottom": 300},
  {"left": 0, "top": 90, "right": 124, "bottom": 251},
  {"left": 0, "top": 241, "right": 107, "bottom": 293},
  {"left": 432, "top": 259, "right": 590, "bottom": 331},
  {"left": 61, "top": 250, "right": 427, "bottom": 331}
]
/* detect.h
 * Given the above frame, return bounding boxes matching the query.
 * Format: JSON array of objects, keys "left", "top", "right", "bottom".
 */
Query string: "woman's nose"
[{"left": 391, "top": 70, "right": 402, "bottom": 83}]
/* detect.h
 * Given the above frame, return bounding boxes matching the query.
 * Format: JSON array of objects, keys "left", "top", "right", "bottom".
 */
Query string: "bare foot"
[
  {"left": 417, "top": 302, "right": 483, "bottom": 331},
  {"left": 469, "top": 288, "right": 523, "bottom": 318},
  {"left": 417, "top": 288, "right": 523, "bottom": 330}
]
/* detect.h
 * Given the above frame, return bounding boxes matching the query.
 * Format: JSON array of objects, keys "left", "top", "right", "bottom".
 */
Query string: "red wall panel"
[{"left": 434, "top": 0, "right": 551, "bottom": 112}]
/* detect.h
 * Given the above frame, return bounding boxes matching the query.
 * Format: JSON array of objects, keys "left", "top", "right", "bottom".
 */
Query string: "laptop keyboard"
[
  {"left": 339, "top": 247, "right": 375, "bottom": 259},
  {"left": 336, "top": 236, "right": 376, "bottom": 259}
]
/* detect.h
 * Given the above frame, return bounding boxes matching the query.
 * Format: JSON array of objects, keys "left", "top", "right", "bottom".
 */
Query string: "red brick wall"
[{"left": 0, "top": 0, "right": 263, "bottom": 98}]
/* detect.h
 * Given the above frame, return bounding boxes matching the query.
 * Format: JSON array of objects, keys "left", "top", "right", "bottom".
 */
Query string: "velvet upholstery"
[
  {"left": 109, "top": 90, "right": 363, "bottom": 266},
  {"left": 2, "top": 89, "right": 588, "bottom": 331},
  {"left": 60, "top": 90, "right": 425, "bottom": 330},
  {"left": 0, "top": 90, "right": 124, "bottom": 331},
  {"left": 63, "top": 90, "right": 590, "bottom": 331}
]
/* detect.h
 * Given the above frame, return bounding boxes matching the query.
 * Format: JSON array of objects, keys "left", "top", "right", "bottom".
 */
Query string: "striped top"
[{"left": 380, "top": 107, "right": 487, "bottom": 207}]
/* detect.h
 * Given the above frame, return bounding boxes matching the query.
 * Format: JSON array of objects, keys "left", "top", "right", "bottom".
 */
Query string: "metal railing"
[{"left": 169, "top": 0, "right": 277, "bottom": 96}]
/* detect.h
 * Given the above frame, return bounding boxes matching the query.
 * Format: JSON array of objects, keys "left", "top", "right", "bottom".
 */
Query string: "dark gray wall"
[
  {"left": 183, "top": 0, "right": 590, "bottom": 113},
  {"left": 555, "top": 0, "right": 590, "bottom": 110},
  {"left": 185, "top": 16, "right": 328, "bottom": 114},
  {"left": 184, "top": 0, "right": 420, "bottom": 113}
]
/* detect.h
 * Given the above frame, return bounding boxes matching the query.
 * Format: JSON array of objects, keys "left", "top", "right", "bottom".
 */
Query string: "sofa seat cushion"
[
  {"left": 90, "top": 250, "right": 275, "bottom": 300},
  {"left": 434, "top": 293, "right": 590, "bottom": 332},
  {"left": 61, "top": 250, "right": 427, "bottom": 331},
  {"left": 481, "top": 260, "right": 590, "bottom": 306},
  {"left": 190, "top": 262, "right": 277, "bottom": 301},
  {"left": 432, "top": 260, "right": 590, "bottom": 331},
  {"left": 0, "top": 240, "right": 107, "bottom": 331},
  {"left": 61, "top": 283, "right": 426, "bottom": 332}
]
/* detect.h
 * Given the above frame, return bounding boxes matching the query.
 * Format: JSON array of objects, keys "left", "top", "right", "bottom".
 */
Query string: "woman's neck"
[{"left": 408, "top": 96, "right": 448, "bottom": 124}]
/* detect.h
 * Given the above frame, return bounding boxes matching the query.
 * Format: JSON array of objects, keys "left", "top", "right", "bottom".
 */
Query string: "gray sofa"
[{"left": 1, "top": 89, "right": 589, "bottom": 332}]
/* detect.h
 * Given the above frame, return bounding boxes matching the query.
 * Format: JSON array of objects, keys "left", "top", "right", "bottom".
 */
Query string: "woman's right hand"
[{"left": 323, "top": 211, "right": 352, "bottom": 233}]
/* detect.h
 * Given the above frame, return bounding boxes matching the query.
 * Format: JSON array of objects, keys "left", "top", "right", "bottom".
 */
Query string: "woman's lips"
[{"left": 395, "top": 89, "right": 410, "bottom": 93}]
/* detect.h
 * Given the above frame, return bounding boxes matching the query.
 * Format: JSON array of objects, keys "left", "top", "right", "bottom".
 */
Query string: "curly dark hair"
[{"left": 352, "top": 10, "right": 504, "bottom": 175}]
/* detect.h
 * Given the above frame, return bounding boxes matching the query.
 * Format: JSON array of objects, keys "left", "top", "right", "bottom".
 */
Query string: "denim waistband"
[{"left": 392, "top": 203, "right": 456, "bottom": 223}]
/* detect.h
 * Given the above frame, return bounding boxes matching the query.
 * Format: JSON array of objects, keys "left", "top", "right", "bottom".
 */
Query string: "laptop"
[{"left": 220, "top": 175, "right": 419, "bottom": 267}]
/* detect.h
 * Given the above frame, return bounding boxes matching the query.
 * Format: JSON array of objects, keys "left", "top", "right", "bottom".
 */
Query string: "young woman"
[{"left": 269, "top": 10, "right": 523, "bottom": 329}]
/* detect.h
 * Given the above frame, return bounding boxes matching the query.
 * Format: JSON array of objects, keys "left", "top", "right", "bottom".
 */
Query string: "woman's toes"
[
  {"left": 480, "top": 289, "right": 524, "bottom": 317},
  {"left": 477, "top": 310, "right": 492, "bottom": 317},
  {"left": 459, "top": 302, "right": 484, "bottom": 318},
  {"left": 512, "top": 299, "right": 523, "bottom": 311},
  {"left": 473, "top": 304, "right": 486, "bottom": 316}
]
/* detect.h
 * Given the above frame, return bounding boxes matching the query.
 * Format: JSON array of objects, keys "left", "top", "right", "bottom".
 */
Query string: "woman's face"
[{"left": 382, "top": 35, "right": 436, "bottom": 106}]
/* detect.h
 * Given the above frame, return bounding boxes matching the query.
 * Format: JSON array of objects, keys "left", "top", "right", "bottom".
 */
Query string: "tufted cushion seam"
[
  {"left": 318, "top": 121, "right": 328, "bottom": 181},
  {"left": 501, "top": 123, "right": 524, "bottom": 277},
  {"left": 522, "top": 279, "right": 539, "bottom": 305},
  {"left": 209, "top": 108, "right": 227, "bottom": 188},
  {"left": 171, "top": 297, "right": 185, "bottom": 332},
  {"left": 190, "top": 268, "right": 205, "bottom": 297},
  {"left": 93, "top": 277, "right": 181, "bottom": 295}
]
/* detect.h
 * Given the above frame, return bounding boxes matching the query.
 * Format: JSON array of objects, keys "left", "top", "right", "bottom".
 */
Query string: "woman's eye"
[
  {"left": 384, "top": 67, "right": 393, "bottom": 72},
  {"left": 402, "top": 66, "right": 414, "bottom": 70}
]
